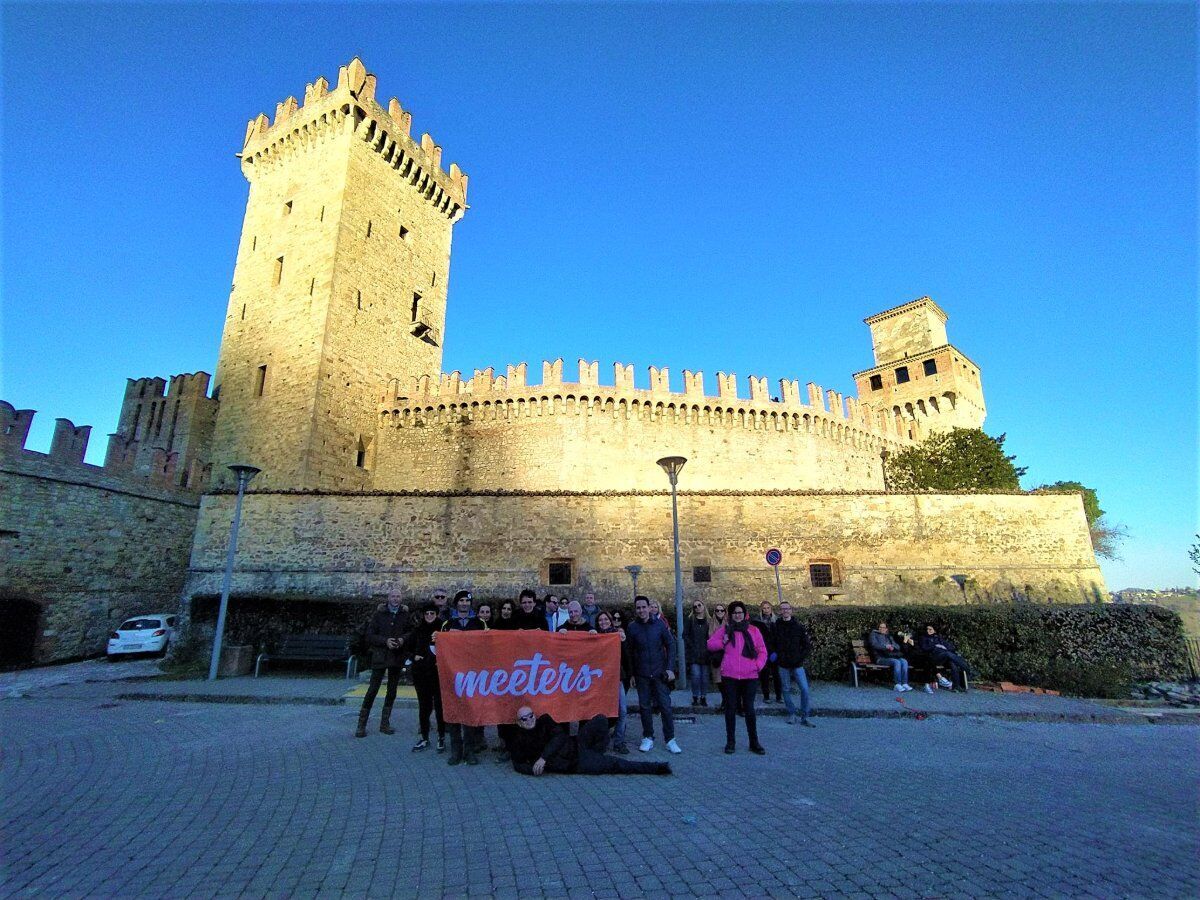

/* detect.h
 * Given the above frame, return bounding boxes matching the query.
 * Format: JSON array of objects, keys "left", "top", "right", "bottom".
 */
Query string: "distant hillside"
[{"left": 1114, "top": 588, "right": 1199, "bottom": 637}]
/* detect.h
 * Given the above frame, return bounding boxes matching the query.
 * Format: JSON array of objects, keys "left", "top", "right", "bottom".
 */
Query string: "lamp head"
[
  {"left": 625, "top": 564, "right": 642, "bottom": 577},
  {"left": 227, "top": 464, "right": 261, "bottom": 488},
  {"left": 656, "top": 456, "right": 687, "bottom": 482}
]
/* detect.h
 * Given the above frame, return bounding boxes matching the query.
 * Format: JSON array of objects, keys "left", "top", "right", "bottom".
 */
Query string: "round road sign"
[{"left": 765, "top": 548, "right": 783, "bottom": 566}]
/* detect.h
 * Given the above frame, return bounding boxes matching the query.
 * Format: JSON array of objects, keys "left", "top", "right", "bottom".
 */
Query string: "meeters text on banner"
[{"left": 435, "top": 631, "right": 621, "bottom": 726}]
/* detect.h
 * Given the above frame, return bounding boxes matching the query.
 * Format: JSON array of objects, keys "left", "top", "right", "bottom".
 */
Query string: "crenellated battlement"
[
  {"left": 239, "top": 57, "right": 467, "bottom": 221},
  {"left": 379, "top": 358, "right": 914, "bottom": 445}
]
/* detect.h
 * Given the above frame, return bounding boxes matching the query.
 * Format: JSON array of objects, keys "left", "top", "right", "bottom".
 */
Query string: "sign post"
[{"left": 765, "top": 547, "right": 784, "bottom": 608}]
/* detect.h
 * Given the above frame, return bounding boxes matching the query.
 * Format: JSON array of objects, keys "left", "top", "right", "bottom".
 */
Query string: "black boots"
[
  {"left": 379, "top": 703, "right": 395, "bottom": 735},
  {"left": 355, "top": 710, "right": 369, "bottom": 738}
]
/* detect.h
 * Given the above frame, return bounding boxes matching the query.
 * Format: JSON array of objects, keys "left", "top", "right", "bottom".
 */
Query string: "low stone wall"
[
  {"left": 0, "top": 458, "right": 199, "bottom": 664},
  {"left": 183, "top": 490, "right": 1106, "bottom": 611}
]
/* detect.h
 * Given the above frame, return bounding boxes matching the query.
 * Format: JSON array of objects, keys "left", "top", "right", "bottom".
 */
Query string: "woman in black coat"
[
  {"left": 404, "top": 604, "right": 447, "bottom": 752},
  {"left": 917, "top": 625, "right": 974, "bottom": 691}
]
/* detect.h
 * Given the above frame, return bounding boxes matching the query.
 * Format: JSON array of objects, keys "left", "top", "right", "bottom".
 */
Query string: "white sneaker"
[
  {"left": 937, "top": 675, "right": 953, "bottom": 688},
  {"left": 923, "top": 684, "right": 934, "bottom": 694},
  {"left": 666, "top": 739, "right": 682, "bottom": 754},
  {"left": 902, "top": 684, "right": 914, "bottom": 692},
  {"left": 639, "top": 738, "right": 654, "bottom": 753},
  {"left": 894, "top": 684, "right": 905, "bottom": 692}
]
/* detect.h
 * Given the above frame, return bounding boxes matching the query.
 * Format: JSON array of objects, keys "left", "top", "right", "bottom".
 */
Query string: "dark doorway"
[{"left": 0, "top": 598, "right": 42, "bottom": 669}]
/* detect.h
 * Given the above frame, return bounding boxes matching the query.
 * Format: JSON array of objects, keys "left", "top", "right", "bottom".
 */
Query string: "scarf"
[{"left": 729, "top": 620, "right": 759, "bottom": 659}]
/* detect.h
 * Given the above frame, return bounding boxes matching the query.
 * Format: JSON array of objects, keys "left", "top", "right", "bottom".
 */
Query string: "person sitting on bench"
[
  {"left": 507, "top": 708, "right": 671, "bottom": 777},
  {"left": 867, "top": 621, "right": 912, "bottom": 692},
  {"left": 918, "top": 625, "right": 974, "bottom": 691}
]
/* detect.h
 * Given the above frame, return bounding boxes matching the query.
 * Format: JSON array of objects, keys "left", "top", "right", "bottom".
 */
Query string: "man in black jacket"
[
  {"left": 774, "top": 602, "right": 815, "bottom": 727},
  {"left": 440, "top": 590, "right": 487, "bottom": 765},
  {"left": 507, "top": 708, "right": 671, "bottom": 776},
  {"left": 355, "top": 593, "right": 409, "bottom": 738},
  {"left": 511, "top": 589, "right": 548, "bottom": 631}
]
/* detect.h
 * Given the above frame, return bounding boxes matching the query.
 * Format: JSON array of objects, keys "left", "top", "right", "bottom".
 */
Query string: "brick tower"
[
  {"left": 852, "top": 297, "right": 986, "bottom": 439},
  {"left": 209, "top": 58, "right": 468, "bottom": 489}
]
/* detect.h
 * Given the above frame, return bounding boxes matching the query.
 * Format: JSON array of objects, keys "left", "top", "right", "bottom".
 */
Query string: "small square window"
[
  {"left": 692, "top": 565, "right": 712, "bottom": 583},
  {"left": 923, "top": 359, "right": 937, "bottom": 376},
  {"left": 547, "top": 561, "right": 573, "bottom": 585},
  {"left": 894, "top": 366, "right": 910, "bottom": 384},
  {"left": 809, "top": 564, "right": 833, "bottom": 587},
  {"left": 869, "top": 374, "right": 883, "bottom": 391}
]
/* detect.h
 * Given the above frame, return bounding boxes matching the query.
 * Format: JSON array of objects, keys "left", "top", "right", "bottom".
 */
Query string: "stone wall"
[
  {"left": 183, "top": 490, "right": 1106, "bottom": 614},
  {"left": 0, "top": 452, "right": 199, "bottom": 664}
]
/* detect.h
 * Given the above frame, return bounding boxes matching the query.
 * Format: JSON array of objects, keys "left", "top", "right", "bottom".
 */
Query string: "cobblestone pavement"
[
  {"left": 0, "top": 657, "right": 164, "bottom": 699},
  {"left": 2, "top": 698, "right": 1197, "bottom": 899}
]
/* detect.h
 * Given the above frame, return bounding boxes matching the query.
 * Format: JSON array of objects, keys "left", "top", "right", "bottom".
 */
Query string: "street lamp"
[
  {"left": 207, "top": 463, "right": 261, "bottom": 681},
  {"left": 624, "top": 564, "right": 642, "bottom": 602},
  {"left": 656, "top": 455, "right": 687, "bottom": 689}
]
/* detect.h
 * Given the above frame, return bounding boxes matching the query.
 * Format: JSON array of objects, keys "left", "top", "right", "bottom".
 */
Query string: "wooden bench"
[
  {"left": 849, "top": 639, "right": 969, "bottom": 690},
  {"left": 255, "top": 634, "right": 359, "bottom": 679}
]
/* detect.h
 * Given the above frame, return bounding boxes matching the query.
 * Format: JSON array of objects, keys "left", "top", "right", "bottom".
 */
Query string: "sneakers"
[
  {"left": 923, "top": 684, "right": 934, "bottom": 694},
  {"left": 412, "top": 737, "right": 430, "bottom": 752},
  {"left": 894, "top": 684, "right": 905, "bottom": 692},
  {"left": 639, "top": 738, "right": 654, "bottom": 753},
  {"left": 436, "top": 736, "right": 446, "bottom": 753},
  {"left": 901, "top": 684, "right": 913, "bottom": 692},
  {"left": 937, "top": 674, "right": 953, "bottom": 689},
  {"left": 666, "top": 739, "right": 682, "bottom": 754}
]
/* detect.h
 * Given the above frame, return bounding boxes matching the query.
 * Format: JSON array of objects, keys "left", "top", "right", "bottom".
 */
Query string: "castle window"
[
  {"left": 542, "top": 558, "right": 574, "bottom": 586},
  {"left": 869, "top": 374, "right": 883, "bottom": 391},
  {"left": 808, "top": 560, "right": 840, "bottom": 588},
  {"left": 241, "top": 304, "right": 246, "bottom": 321},
  {"left": 357, "top": 290, "right": 363, "bottom": 310},
  {"left": 399, "top": 223, "right": 410, "bottom": 240},
  {"left": 254, "top": 365, "right": 267, "bottom": 397},
  {"left": 894, "top": 366, "right": 910, "bottom": 384},
  {"left": 319, "top": 205, "right": 325, "bottom": 222},
  {"left": 692, "top": 565, "right": 712, "bottom": 583},
  {"left": 366, "top": 220, "right": 373, "bottom": 238},
  {"left": 309, "top": 277, "right": 315, "bottom": 296},
  {"left": 273, "top": 256, "right": 284, "bottom": 286},
  {"left": 431, "top": 272, "right": 437, "bottom": 286},
  {"left": 411, "top": 293, "right": 422, "bottom": 322},
  {"left": 923, "top": 359, "right": 937, "bottom": 376},
  {"left": 283, "top": 200, "right": 292, "bottom": 216},
  {"left": 355, "top": 436, "right": 371, "bottom": 470}
]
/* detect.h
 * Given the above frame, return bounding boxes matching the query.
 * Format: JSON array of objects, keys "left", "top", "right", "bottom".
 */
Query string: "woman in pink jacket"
[{"left": 707, "top": 601, "right": 769, "bottom": 755}]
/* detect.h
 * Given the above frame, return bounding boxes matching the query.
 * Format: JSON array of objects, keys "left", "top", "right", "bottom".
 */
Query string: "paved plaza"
[{"left": 2, "top": 686, "right": 1198, "bottom": 899}]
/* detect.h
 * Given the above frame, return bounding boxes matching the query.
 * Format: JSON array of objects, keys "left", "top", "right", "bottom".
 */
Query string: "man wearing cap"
[{"left": 440, "top": 590, "right": 487, "bottom": 765}]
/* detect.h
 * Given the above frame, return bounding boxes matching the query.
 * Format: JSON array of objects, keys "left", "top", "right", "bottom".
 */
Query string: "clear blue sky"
[{"left": 2, "top": 2, "right": 1196, "bottom": 590}]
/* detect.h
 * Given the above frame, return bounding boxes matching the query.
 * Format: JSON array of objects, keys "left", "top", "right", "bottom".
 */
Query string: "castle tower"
[
  {"left": 852, "top": 297, "right": 986, "bottom": 439},
  {"left": 208, "top": 58, "right": 468, "bottom": 489}
]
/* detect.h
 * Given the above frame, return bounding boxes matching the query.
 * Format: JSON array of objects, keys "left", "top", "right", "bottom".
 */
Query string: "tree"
[
  {"left": 1033, "top": 481, "right": 1126, "bottom": 561},
  {"left": 883, "top": 428, "right": 1026, "bottom": 492},
  {"left": 1189, "top": 536, "right": 1200, "bottom": 577}
]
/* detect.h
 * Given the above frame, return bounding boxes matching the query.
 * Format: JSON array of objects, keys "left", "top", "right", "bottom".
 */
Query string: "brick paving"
[{"left": 1, "top": 696, "right": 1197, "bottom": 898}]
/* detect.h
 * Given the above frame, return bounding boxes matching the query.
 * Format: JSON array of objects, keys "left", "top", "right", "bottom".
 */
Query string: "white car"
[{"left": 107, "top": 614, "right": 177, "bottom": 658}]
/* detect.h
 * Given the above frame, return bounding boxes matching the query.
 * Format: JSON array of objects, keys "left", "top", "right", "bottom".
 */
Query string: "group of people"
[
  {"left": 355, "top": 587, "right": 974, "bottom": 772},
  {"left": 867, "top": 621, "right": 975, "bottom": 693}
]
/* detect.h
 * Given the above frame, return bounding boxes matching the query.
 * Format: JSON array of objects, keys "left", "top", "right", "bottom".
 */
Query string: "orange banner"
[{"left": 435, "top": 631, "right": 621, "bottom": 727}]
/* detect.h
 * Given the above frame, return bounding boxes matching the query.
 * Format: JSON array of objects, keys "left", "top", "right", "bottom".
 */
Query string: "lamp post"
[
  {"left": 208, "top": 463, "right": 261, "bottom": 681},
  {"left": 656, "top": 455, "right": 687, "bottom": 689},
  {"left": 624, "top": 564, "right": 642, "bottom": 603}
]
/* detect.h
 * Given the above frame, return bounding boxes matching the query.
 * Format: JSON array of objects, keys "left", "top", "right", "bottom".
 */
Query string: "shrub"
[{"left": 794, "top": 603, "right": 1188, "bottom": 696}]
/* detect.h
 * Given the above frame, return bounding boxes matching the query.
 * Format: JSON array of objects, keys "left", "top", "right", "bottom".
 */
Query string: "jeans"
[
  {"left": 360, "top": 666, "right": 400, "bottom": 720},
  {"left": 720, "top": 678, "right": 759, "bottom": 746},
  {"left": 635, "top": 675, "right": 675, "bottom": 741},
  {"left": 779, "top": 666, "right": 811, "bottom": 719},
  {"left": 878, "top": 655, "right": 910, "bottom": 684},
  {"left": 689, "top": 663, "right": 708, "bottom": 699},
  {"left": 613, "top": 683, "right": 628, "bottom": 747},
  {"left": 931, "top": 650, "right": 972, "bottom": 689}
]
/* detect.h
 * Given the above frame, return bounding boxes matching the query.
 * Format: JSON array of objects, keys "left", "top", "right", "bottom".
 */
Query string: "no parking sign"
[{"left": 765, "top": 548, "right": 782, "bottom": 567}]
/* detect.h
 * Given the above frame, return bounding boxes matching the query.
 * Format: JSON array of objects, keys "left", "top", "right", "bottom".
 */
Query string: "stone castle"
[{"left": 0, "top": 59, "right": 1105, "bottom": 665}]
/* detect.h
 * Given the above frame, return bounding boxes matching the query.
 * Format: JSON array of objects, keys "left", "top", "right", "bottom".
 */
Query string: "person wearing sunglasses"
[
  {"left": 707, "top": 600, "right": 768, "bottom": 755},
  {"left": 684, "top": 601, "right": 713, "bottom": 707},
  {"left": 404, "top": 603, "right": 446, "bottom": 752}
]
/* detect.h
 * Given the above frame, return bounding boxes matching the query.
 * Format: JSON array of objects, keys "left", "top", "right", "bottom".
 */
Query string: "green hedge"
[{"left": 791, "top": 603, "right": 1189, "bottom": 697}]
